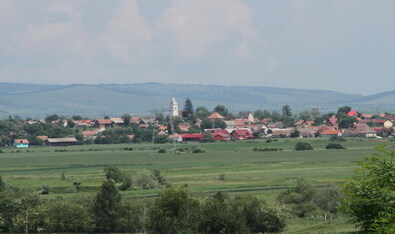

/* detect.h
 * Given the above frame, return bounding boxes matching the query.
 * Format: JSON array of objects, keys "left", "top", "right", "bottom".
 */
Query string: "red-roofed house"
[
  {"left": 231, "top": 129, "right": 254, "bottom": 140},
  {"left": 208, "top": 112, "right": 225, "bottom": 120},
  {"left": 181, "top": 133, "right": 204, "bottom": 142},
  {"left": 95, "top": 119, "right": 112, "bottom": 128},
  {"left": 13, "top": 139, "right": 29, "bottom": 148},
  {"left": 347, "top": 111, "right": 359, "bottom": 117},
  {"left": 326, "top": 115, "right": 338, "bottom": 127},
  {"left": 321, "top": 129, "right": 341, "bottom": 137}
]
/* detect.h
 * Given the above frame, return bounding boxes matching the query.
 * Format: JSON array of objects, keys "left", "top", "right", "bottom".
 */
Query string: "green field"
[{"left": 1, "top": 138, "right": 392, "bottom": 232}]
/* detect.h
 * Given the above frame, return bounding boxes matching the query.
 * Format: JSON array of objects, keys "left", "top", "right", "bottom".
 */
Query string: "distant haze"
[{"left": 0, "top": 0, "right": 394, "bottom": 94}]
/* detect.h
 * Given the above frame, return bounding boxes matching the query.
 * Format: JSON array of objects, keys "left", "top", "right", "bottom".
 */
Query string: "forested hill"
[{"left": 0, "top": 82, "right": 392, "bottom": 118}]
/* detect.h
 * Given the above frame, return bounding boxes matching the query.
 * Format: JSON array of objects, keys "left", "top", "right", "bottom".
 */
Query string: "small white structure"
[{"left": 170, "top": 97, "right": 179, "bottom": 117}]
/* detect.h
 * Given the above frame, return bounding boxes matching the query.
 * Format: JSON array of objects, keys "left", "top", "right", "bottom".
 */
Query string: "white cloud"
[
  {"left": 158, "top": 0, "right": 259, "bottom": 59},
  {"left": 99, "top": 0, "right": 154, "bottom": 63}
]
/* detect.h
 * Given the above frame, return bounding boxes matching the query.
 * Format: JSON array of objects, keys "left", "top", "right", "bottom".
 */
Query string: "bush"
[
  {"left": 253, "top": 147, "right": 282, "bottom": 152},
  {"left": 295, "top": 142, "right": 313, "bottom": 151},
  {"left": 325, "top": 143, "right": 346, "bottom": 149},
  {"left": 104, "top": 166, "right": 123, "bottom": 183},
  {"left": 192, "top": 148, "right": 206, "bottom": 153},
  {"left": 0, "top": 149, "right": 3, "bottom": 153},
  {"left": 158, "top": 148, "right": 166, "bottom": 153},
  {"left": 136, "top": 170, "right": 159, "bottom": 190},
  {"left": 119, "top": 173, "right": 132, "bottom": 191},
  {"left": 37, "top": 184, "right": 51, "bottom": 195}
]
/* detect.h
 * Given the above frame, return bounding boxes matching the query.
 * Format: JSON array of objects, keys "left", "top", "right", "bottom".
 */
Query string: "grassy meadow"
[{"left": 1, "top": 138, "right": 393, "bottom": 232}]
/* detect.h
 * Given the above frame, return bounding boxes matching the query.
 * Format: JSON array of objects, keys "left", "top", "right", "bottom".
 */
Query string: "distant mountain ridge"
[{"left": 0, "top": 82, "right": 393, "bottom": 118}]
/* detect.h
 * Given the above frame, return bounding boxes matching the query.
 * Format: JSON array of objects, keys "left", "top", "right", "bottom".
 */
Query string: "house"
[
  {"left": 320, "top": 129, "right": 341, "bottom": 137},
  {"left": 73, "top": 119, "right": 93, "bottom": 128},
  {"left": 36, "top": 135, "right": 48, "bottom": 141},
  {"left": 181, "top": 133, "right": 204, "bottom": 142},
  {"left": 342, "top": 127, "right": 376, "bottom": 138},
  {"left": 95, "top": 119, "right": 112, "bottom": 128},
  {"left": 110, "top": 118, "right": 125, "bottom": 127},
  {"left": 177, "top": 123, "right": 190, "bottom": 132},
  {"left": 207, "top": 112, "right": 225, "bottom": 120},
  {"left": 13, "top": 139, "right": 29, "bottom": 148},
  {"left": 230, "top": 129, "right": 254, "bottom": 140},
  {"left": 347, "top": 110, "right": 359, "bottom": 117},
  {"left": 271, "top": 128, "right": 293, "bottom": 138},
  {"left": 224, "top": 120, "right": 237, "bottom": 129},
  {"left": 208, "top": 129, "right": 231, "bottom": 141},
  {"left": 169, "top": 133, "right": 182, "bottom": 142},
  {"left": 45, "top": 138, "right": 78, "bottom": 146},
  {"left": 326, "top": 115, "right": 338, "bottom": 127},
  {"left": 130, "top": 117, "right": 141, "bottom": 124},
  {"left": 298, "top": 128, "right": 317, "bottom": 138},
  {"left": 384, "top": 120, "right": 393, "bottom": 128}
]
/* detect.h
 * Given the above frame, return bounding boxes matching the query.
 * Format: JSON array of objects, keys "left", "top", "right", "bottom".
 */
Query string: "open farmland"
[{"left": 1, "top": 138, "right": 393, "bottom": 232}]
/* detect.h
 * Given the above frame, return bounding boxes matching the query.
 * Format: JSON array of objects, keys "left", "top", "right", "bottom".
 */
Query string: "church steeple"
[{"left": 170, "top": 97, "right": 178, "bottom": 117}]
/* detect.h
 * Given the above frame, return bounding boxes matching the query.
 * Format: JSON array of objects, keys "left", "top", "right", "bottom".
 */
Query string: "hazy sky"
[{"left": 0, "top": 0, "right": 394, "bottom": 94}]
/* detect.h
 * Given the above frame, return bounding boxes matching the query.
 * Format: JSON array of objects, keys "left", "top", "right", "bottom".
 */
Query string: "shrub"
[
  {"left": 37, "top": 184, "right": 51, "bottom": 195},
  {"left": 325, "top": 143, "right": 346, "bottom": 149},
  {"left": 158, "top": 148, "right": 166, "bottom": 153},
  {"left": 192, "top": 148, "right": 206, "bottom": 153},
  {"left": 295, "top": 142, "right": 313, "bottom": 151},
  {"left": 136, "top": 170, "right": 159, "bottom": 190},
  {"left": 253, "top": 147, "right": 282, "bottom": 152},
  {"left": 104, "top": 166, "right": 123, "bottom": 183},
  {"left": 119, "top": 173, "right": 132, "bottom": 191},
  {"left": 0, "top": 149, "right": 3, "bottom": 153}
]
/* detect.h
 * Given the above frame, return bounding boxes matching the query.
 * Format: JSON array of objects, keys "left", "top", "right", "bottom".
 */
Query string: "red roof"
[
  {"left": 97, "top": 119, "right": 112, "bottom": 125},
  {"left": 321, "top": 129, "right": 340, "bottom": 135},
  {"left": 370, "top": 119, "right": 387, "bottom": 124},
  {"left": 234, "top": 118, "right": 246, "bottom": 126},
  {"left": 208, "top": 112, "right": 225, "bottom": 119},
  {"left": 14, "top": 139, "right": 29, "bottom": 144},
  {"left": 181, "top": 133, "right": 204, "bottom": 138},
  {"left": 347, "top": 111, "right": 358, "bottom": 116},
  {"left": 37, "top": 135, "right": 48, "bottom": 141},
  {"left": 231, "top": 129, "right": 253, "bottom": 137}
]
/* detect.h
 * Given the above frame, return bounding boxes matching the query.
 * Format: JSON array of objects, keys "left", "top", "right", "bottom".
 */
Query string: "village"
[{"left": 6, "top": 98, "right": 395, "bottom": 149}]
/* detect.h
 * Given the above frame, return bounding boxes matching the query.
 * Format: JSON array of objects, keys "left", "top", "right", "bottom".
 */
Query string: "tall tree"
[
  {"left": 341, "top": 147, "right": 395, "bottom": 232},
  {"left": 282, "top": 105, "right": 292, "bottom": 117},
  {"left": 183, "top": 98, "right": 194, "bottom": 117},
  {"left": 310, "top": 107, "right": 321, "bottom": 120},
  {"left": 213, "top": 105, "right": 230, "bottom": 118},
  {"left": 93, "top": 179, "right": 121, "bottom": 233},
  {"left": 121, "top": 114, "right": 131, "bottom": 126},
  {"left": 195, "top": 107, "right": 210, "bottom": 118},
  {"left": 0, "top": 175, "right": 5, "bottom": 192}
]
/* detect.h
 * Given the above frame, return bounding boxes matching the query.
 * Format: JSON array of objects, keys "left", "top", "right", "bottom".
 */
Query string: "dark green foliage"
[
  {"left": 45, "top": 114, "right": 59, "bottom": 122},
  {"left": 253, "top": 147, "right": 282, "bottom": 152},
  {"left": 118, "top": 173, "right": 132, "bottom": 191},
  {"left": 203, "top": 131, "right": 215, "bottom": 142},
  {"left": 192, "top": 147, "right": 206, "bottom": 153},
  {"left": 341, "top": 147, "right": 395, "bottom": 232},
  {"left": 278, "top": 179, "right": 317, "bottom": 217},
  {"left": 121, "top": 113, "right": 131, "bottom": 125},
  {"left": 295, "top": 142, "right": 313, "bottom": 151},
  {"left": 337, "top": 106, "right": 352, "bottom": 116},
  {"left": 117, "top": 198, "right": 148, "bottom": 233},
  {"left": 183, "top": 98, "right": 194, "bottom": 117},
  {"left": 197, "top": 192, "right": 249, "bottom": 234},
  {"left": 29, "top": 199, "right": 94, "bottom": 233},
  {"left": 282, "top": 105, "right": 292, "bottom": 117},
  {"left": 235, "top": 196, "right": 288, "bottom": 233},
  {"left": 93, "top": 179, "right": 121, "bottom": 233},
  {"left": 326, "top": 143, "right": 346, "bottom": 149},
  {"left": 136, "top": 171, "right": 159, "bottom": 190},
  {"left": 213, "top": 105, "right": 230, "bottom": 118},
  {"left": 37, "top": 184, "right": 51, "bottom": 194},
  {"left": 147, "top": 187, "right": 200, "bottom": 234},
  {"left": 195, "top": 106, "right": 211, "bottom": 118},
  {"left": 313, "top": 184, "right": 341, "bottom": 214},
  {"left": 73, "top": 181, "right": 81, "bottom": 192},
  {"left": 338, "top": 116, "right": 358, "bottom": 129},
  {"left": 0, "top": 176, "right": 5, "bottom": 192},
  {"left": 154, "top": 134, "right": 169, "bottom": 144},
  {"left": 200, "top": 118, "right": 214, "bottom": 130},
  {"left": 158, "top": 148, "right": 166, "bottom": 153},
  {"left": 214, "top": 119, "right": 227, "bottom": 129},
  {"left": 151, "top": 169, "right": 171, "bottom": 188},
  {"left": 60, "top": 172, "right": 66, "bottom": 181},
  {"left": 104, "top": 166, "right": 123, "bottom": 183},
  {"left": 290, "top": 129, "right": 300, "bottom": 138}
]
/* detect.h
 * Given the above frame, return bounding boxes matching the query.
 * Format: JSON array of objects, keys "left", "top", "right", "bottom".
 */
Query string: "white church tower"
[{"left": 170, "top": 97, "right": 179, "bottom": 117}]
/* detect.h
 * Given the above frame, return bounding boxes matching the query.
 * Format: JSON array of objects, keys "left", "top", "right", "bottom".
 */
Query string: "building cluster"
[{"left": 11, "top": 98, "right": 395, "bottom": 148}]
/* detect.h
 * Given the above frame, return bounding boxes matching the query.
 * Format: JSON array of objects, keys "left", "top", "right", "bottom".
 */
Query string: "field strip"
[{"left": 167, "top": 165, "right": 358, "bottom": 178}]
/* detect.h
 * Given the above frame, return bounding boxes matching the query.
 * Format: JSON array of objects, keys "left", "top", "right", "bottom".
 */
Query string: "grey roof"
[{"left": 46, "top": 137, "right": 78, "bottom": 143}]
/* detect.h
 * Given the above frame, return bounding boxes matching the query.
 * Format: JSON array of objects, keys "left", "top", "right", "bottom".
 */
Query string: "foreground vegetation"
[{"left": 1, "top": 138, "right": 394, "bottom": 232}]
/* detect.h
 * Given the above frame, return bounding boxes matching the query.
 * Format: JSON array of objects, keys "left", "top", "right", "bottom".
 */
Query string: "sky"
[{"left": 0, "top": 0, "right": 394, "bottom": 95}]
